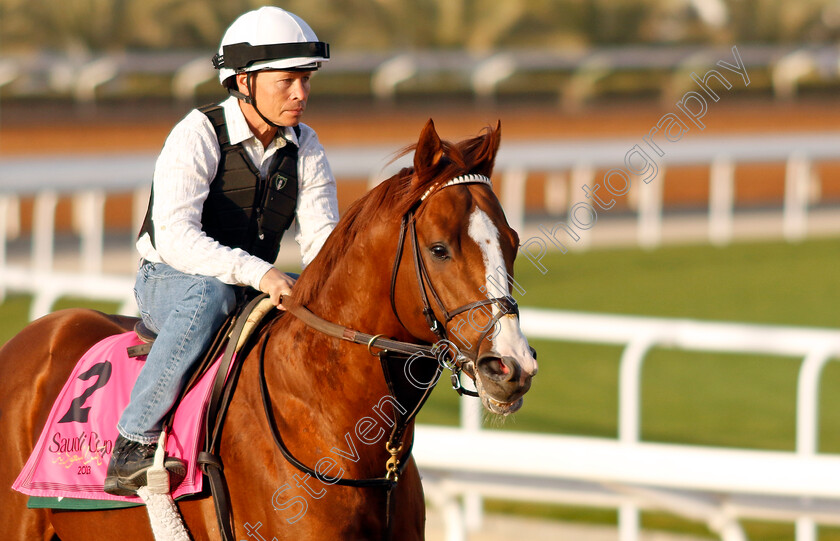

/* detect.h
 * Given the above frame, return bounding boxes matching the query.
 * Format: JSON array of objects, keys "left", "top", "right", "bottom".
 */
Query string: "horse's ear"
[
  {"left": 413, "top": 119, "right": 444, "bottom": 180},
  {"left": 470, "top": 120, "right": 502, "bottom": 177}
]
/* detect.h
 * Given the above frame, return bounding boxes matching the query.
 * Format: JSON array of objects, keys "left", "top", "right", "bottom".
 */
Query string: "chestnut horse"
[{"left": 0, "top": 120, "right": 537, "bottom": 541}]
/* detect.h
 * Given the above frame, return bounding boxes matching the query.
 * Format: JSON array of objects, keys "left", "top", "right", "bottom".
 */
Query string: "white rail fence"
[
  {"left": 2, "top": 132, "right": 840, "bottom": 319},
  {"left": 415, "top": 309, "right": 840, "bottom": 541},
  {"left": 1, "top": 138, "right": 840, "bottom": 539}
]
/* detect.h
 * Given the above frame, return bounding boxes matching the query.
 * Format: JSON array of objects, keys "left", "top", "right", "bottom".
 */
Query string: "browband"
[
  {"left": 420, "top": 174, "right": 492, "bottom": 201},
  {"left": 213, "top": 41, "right": 330, "bottom": 70}
]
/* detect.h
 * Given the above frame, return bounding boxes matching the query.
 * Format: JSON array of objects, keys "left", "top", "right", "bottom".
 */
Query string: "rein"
[
  {"left": 286, "top": 303, "right": 430, "bottom": 357},
  {"left": 257, "top": 328, "right": 421, "bottom": 489},
  {"left": 258, "top": 305, "right": 440, "bottom": 540}
]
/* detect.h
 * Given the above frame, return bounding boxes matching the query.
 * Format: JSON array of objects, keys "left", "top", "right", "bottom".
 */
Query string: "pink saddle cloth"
[{"left": 13, "top": 331, "right": 228, "bottom": 503}]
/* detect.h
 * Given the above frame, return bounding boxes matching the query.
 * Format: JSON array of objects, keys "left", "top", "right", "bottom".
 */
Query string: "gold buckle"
[
  {"left": 367, "top": 334, "right": 387, "bottom": 356},
  {"left": 385, "top": 442, "right": 403, "bottom": 482}
]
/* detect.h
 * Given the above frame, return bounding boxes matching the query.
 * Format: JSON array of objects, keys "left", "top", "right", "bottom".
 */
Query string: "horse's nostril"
[{"left": 477, "top": 354, "right": 518, "bottom": 383}]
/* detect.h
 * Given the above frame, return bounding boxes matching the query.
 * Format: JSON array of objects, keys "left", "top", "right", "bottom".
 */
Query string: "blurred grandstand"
[
  {"left": 3, "top": 1, "right": 840, "bottom": 108},
  {"left": 1, "top": 43, "right": 839, "bottom": 108}
]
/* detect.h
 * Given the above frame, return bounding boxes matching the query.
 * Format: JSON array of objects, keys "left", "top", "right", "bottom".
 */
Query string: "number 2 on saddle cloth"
[{"left": 13, "top": 330, "right": 231, "bottom": 506}]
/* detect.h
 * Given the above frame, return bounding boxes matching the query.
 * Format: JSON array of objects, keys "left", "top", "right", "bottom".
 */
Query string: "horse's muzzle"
[{"left": 475, "top": 349, "right": 536, "bottom": 410}]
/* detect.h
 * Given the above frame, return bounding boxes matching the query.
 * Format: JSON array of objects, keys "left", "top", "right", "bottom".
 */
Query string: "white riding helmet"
[{"left": 213, "top": 6, "right": 330, "bottom": 85}]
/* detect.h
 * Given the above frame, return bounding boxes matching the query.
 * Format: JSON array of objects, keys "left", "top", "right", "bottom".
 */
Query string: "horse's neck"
[
  {"left": 252, "top": 316, "right": 402, "bottom": 475},
  {"left": 252, "top": 231, "right": 419, "bottom": 469},
  {"left": 302, "top": 225, "right": 412, "bottom": 343}
]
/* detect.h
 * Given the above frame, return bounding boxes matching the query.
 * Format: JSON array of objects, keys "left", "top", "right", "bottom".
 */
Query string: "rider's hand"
[{"left": 259, "top": 268, "right": 296, "bottom": 310}]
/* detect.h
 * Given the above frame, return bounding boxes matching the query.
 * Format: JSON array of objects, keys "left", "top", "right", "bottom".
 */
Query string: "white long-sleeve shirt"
[{"left": 137, "top": 96, "right": 339, "bottom": 290}]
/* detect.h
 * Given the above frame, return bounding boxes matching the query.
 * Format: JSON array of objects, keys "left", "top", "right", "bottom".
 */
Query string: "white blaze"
[{"left": 467, "top": 208, "right": 537, "bottom": 373}]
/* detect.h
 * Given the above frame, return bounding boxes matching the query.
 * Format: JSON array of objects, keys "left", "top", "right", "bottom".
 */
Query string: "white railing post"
[
  {"left": 709, "top": 157, "right": 735, "bottom": 246},
  {"left": 74, "top": 190, "right": 106, "bottom": 275},
  {"left": 783, "top": 152, "right": 810, "bottom": 242},
  {"left": 133, "top": 186, "right": 151, "bottom": 242},
  {"left": 3, "top": 194, "right": 20, "bottom": 239},
  {"left": 619, "top": 336, "right": 657, "bottom": 444},
  {"left": 501, "top": 168, "right": 527, "bottom": 234},
  {"left": 371, "top": 54, "right": 417, "bottom": 102},
  {"left": 172, "top": 56, "right": 216, "bottom": 104},
  {"left": 30, "top": 191, "right": 60, "bottom": 320},
  {"left": 617, "top": 335, "right": 657, "bottom": 541},
  {"left": 442, "top": 494, "right": 467, "bottom": 541},
  {"left": 32, "top": 190, "right": 58, "bottom": 274},
  {"left": 459, "top": 375, "right": 483, "bottom": 531},
  {"left": 795, "top": 347, "right": 835, "bottom": 541},
  {"left": 637, "top": 168, "right": 664, "bottom": 250},
  {"left": 619, "top": 503, "right": 641, "bottom": 541},
  {"left": 471, "top": 53, "right": 516, "bottom": 104},
  {"left": 570, "top": 164, "right": 594, "bottom": 250},
  {"left": 544, "top": 172, "right": 568, "bottom": 216}
]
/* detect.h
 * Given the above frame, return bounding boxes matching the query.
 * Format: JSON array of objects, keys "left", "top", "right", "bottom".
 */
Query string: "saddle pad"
[{"left": 13, "top": 331, "right": 231, "bottom": 505}]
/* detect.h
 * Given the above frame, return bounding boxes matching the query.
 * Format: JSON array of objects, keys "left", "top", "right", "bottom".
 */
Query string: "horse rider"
[{"left": 104, "top": 6, "right": 338, "bottom": 496}]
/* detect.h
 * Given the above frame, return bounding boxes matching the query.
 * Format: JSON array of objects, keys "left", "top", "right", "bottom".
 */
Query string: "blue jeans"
[{"left": 117, "top": 261, "right": 237, "bottom": 444}]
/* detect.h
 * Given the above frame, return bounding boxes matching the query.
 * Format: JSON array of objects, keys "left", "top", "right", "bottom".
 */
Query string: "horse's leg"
[
  {"left": 0, "top": 309, "right": 134, "bottom": 541},
  {"left": 393, "top": 460, "right": 426, "bottom": 540}
]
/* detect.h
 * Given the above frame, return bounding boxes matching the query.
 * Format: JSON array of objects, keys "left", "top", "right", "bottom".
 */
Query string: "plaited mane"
[{"left": 292, "top": 125, "right": 498, "bottom": 307}]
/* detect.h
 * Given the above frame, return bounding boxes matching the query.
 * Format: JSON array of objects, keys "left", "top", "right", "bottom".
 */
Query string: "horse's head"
[
  {"left": 391, "top": 119, "right": 539, "bottom": 415},
  {"left": 293, "top": 119, "right": 538, "bottom": 415}
]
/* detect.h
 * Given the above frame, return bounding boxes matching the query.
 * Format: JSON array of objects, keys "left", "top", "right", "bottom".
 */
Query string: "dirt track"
[{"left": 4, "top": 97, "right": 840, "bottom": 152}]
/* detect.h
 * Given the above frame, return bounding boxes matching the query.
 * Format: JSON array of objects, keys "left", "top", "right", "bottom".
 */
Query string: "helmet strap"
[
  {"left": 228, "top": 87, "right": 253, "bottom": 105},
  {"left": 245, "top": 71, "right": 284, "bottom": 131}
]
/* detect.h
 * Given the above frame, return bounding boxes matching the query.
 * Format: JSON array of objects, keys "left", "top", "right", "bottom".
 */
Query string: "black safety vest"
[{"left": 139, "top": 104, "right": 299, "bottom": 263}]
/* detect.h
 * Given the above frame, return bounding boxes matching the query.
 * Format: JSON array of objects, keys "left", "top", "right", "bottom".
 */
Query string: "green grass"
[
  {"left": 418, "top": 237, "right": 840, "bottom": 443},
  {"left": 0, "top": 295, "right": 121, "bottom": 346},
  {"left": 412, "top": 237, "right": 840, "bottom": 540},
  {"left": 513, "top": 236, "right": 840, "bottom": 326},
  {"left": 2, "top": 237, "right": 839, "bottom": 538}
]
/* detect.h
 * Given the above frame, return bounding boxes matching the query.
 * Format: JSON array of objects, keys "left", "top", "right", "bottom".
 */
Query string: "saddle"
[
  {"left": 128, "top": 292, "right": 279, "bottom": 476},
  {"left": 13, "top": 293, "right": 276, "bottom": 509},
  {"left": 127, "top": 293, "right": 276, "bottom": 401}
]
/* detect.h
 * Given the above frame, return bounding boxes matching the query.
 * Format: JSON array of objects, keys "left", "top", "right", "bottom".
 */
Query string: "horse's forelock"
[{"left": 397, "top": 126, "right": 499, "bottom": 212}]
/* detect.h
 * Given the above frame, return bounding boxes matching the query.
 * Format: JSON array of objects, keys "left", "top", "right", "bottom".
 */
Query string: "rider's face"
[{"left": 239, "top": 70, "right": 312, "bottom": 127}]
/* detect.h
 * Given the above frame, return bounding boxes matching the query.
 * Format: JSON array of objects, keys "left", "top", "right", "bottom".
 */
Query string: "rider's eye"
[{"left": 429, "top": 243, "right": 450, "bottom": 260}]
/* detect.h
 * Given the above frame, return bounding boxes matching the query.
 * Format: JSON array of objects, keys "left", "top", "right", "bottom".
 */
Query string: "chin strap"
[{"left": 230, "top": 71, "right": 285, "bottom": 131}]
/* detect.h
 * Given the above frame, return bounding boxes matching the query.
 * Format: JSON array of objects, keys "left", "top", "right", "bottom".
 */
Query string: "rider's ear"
[
  {"left": 470, "top": 120, "right": 502, "bottom": 178},
  {"left": 413, "top": 119, "right": 444, "bottom": 180},
  {"left": 235, "top": 72, "right": 250, "bottom": 96}
]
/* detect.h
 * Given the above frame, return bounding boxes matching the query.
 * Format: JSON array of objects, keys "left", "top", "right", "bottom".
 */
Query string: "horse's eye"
[{"left": 429, "top": 243, "right": 450, "bottom": 260}]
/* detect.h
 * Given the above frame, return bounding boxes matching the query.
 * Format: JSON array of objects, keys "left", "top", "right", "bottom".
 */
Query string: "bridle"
[
  {"left": 254, "top": 173, "right": 522, "bottom": 539},
  {"left": 388, "top": 173, "right": 520, "bottom": 394}
]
